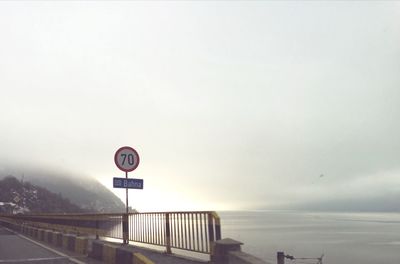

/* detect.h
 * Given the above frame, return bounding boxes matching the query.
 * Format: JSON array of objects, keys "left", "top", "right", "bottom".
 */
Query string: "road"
[{"left": 0, "top": 226, "right": 81, "bottom": 264}]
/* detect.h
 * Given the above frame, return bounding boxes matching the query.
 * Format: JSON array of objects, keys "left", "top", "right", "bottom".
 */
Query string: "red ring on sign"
[{"left": 114, "top": 146, "right": 140, "bottom": 172}]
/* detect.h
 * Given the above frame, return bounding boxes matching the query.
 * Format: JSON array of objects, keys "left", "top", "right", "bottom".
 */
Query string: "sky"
[{"left": 0, "top": 1, "right": 399, "bottom": 212}]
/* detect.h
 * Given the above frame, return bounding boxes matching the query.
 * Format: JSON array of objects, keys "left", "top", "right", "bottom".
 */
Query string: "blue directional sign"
[{"left": 113, "top": 177, "right": 143, "bottom": 189}]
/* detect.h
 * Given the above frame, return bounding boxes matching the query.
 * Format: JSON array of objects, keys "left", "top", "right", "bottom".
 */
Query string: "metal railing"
[
  {"left": 129, "top": 211, "right": 221, "bottom": 253},
  {"left": 0, "top": 211, "right": 221, "bottom": 255}
]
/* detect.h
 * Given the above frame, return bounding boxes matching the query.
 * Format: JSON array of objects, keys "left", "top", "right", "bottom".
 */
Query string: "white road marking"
[
  {"left": 0, "top": 256, "right": 67, "bottom": 262},
  {"left": 3, "top": 227, "right": 86, "bottom": 264}
]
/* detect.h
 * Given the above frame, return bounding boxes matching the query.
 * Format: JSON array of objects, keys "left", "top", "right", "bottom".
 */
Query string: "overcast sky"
[{"left": 0, "top": 1, "right": 399, "bottom": 211}]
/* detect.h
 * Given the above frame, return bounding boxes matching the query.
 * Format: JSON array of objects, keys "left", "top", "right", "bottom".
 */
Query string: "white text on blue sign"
[{"left": 113, "top": 177, "right": 143, "bottom": 189}]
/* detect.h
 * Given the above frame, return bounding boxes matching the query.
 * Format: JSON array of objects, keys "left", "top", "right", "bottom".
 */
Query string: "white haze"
[{"left": 0, "top": 2, "right": 399, "bottom": 211}]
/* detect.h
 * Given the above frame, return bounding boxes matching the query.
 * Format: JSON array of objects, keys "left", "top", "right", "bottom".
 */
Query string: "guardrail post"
[
  {"left": 277, "top": 251, "right": 285, "bottom": 264},
  {"left": 123, "top": 213, "right": 129, "bottom": 244},
  {"left": 165, "top": 213, "right": 172, "bottom": 254}
]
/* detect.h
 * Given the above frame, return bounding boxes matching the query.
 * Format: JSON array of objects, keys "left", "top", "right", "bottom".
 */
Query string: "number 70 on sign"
[{"left": 114, "top": 146, "right": 140, "bottom": 172}]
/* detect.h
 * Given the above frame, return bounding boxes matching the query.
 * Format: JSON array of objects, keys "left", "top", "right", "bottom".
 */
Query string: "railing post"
[
  {"left": 123, "top": 213, "right": 129, "bottom": 244},
  {"left": 208, "top": 213, "right": 215, "bottom": 255},
  {"left": 165, "top": 213, "right": 172, "bottom": 254},
  {"left": 95, "top": 218, "right": 99, "bottom": 240},
  {"left": 277, "top": 251, "right": 285, "bottom": 264},
  {"left": 214, "top": 213, "right": 221, "bottom": 241}
]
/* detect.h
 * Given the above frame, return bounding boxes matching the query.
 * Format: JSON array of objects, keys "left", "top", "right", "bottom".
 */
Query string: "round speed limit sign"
[{"left": 114, "top": 146, "right": 140, "bottom": 172}]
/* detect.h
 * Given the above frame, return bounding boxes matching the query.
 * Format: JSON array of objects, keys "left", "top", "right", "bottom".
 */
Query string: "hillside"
[
  {"left": 0, "top": 167, "right": 125, "bottom": 213},
  {"left": 0, "top": 176, "right": 84, "bottom": 214},
  {"left": 27, "top": 173, "right": 125, "bottom": 213}
]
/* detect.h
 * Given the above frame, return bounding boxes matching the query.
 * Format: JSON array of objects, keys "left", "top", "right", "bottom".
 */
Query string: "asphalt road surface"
[{"left": 0, "top": 226, "right": 79, "bottom": 264}]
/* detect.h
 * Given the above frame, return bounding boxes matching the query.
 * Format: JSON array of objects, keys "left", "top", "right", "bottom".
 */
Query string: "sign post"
[{"left": 114, "top": 146, "right": 141, "bottom": 244}]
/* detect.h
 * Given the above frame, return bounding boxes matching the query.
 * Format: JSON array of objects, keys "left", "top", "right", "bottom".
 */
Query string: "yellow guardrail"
[{"left": 0, "top": 211, "right": 221, "bottom": 255}]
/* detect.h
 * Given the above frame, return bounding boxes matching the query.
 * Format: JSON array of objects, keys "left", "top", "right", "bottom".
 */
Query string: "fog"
[{"left": 0, "top": 1, "right": 399, "bottom": 211}]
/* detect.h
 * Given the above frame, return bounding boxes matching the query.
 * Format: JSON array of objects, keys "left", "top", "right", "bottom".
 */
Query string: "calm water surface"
[{"left": 219, "top": 211, "right": 400, "bottom": 264}]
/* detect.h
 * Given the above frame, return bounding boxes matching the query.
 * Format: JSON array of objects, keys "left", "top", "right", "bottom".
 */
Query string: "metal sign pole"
[
  {"left": 126, "top": 171, "right": 128, "bottom": 214},
  {"left": 124, "top": 171, "right": 129, "bottom": 244}
]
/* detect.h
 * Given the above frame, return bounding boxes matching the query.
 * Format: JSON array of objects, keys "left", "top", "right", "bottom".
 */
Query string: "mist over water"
[{"left": 219, "top": 211, "right": 400, "bottom": 264}]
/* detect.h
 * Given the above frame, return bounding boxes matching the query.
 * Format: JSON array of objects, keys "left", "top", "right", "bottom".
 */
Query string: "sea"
[{"left": 219, "top": 211, "right": 400, "bottom": 264}]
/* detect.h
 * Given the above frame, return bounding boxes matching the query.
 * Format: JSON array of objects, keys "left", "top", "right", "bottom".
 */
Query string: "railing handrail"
[
  {"left": 1, "top": 210, "right": 217, "bottom": 217},
  {"left": 0, "top": 210, "right": 222, "bottom": 257}
]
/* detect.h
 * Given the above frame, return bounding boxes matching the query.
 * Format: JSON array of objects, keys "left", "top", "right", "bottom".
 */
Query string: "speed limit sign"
[{"left": 114, "top": 146, "right": 140, "bottom": 172}]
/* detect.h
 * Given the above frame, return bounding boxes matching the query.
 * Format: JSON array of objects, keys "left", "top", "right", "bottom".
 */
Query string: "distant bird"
[{"left": 311, "top": 174, "right": 324, "bottom": 184}]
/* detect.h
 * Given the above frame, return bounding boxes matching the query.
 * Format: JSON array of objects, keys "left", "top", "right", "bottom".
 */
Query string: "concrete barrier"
[
  {"left": 45, "top": 230, "right": 53, "bottom": 244},
  {"left": 103, "top": 242, "right": 118, "bottom": 264},
  {"left": 32, "top": 230, "right": 87, "bottom": 255},
  {"left": 89, "top": 240, "right": 103, "bottom": 261},
  {"left": 212, "top": 238, "right": 270, "bottom": 264},
  {"left": 52, "top": 231, "right": 62, "bottom": 247},
  {"left": 89, "top": 240, "right": 154, "bottom": 264},
  {"left": 89, "top": 240, "right": 118, "bottom": 264},
  {"left": 62, "top": 234, "right": 76, "bottom": 251},
  {"left": 24, "top": 225, "right": 29, "bottom": 236},
  {"left": 75, "top": 237, "right": 88, "bottom": 254},
  {"left": 38, "top": 229, "right": 45, "bottom": 241},
  {"left": 31, "top": 227, "right": 36, "bottom": 238}
]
